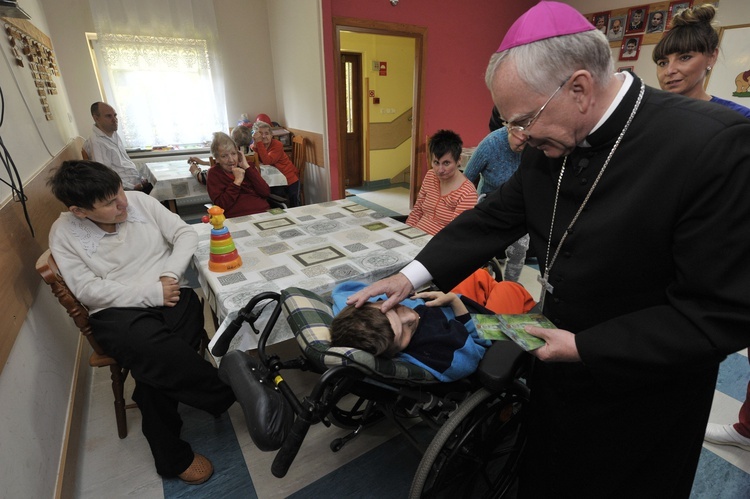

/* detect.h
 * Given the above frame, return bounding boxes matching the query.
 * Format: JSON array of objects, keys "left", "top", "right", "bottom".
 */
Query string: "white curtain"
[{"left": 89, "top": 0, "right": 227, "bottom": 148}]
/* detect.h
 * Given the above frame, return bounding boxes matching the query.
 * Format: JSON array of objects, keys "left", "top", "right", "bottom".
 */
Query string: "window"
[{"left": 87, "top": 33, "right": 225, "bottom": 149}]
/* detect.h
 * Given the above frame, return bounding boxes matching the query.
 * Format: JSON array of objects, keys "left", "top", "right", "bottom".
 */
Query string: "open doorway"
[{"left": 332, "top": 17, "right": 426, "bottom": 206}]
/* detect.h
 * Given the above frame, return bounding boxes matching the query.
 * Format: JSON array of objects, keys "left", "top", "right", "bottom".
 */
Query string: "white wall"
[
  {"left": 0, "top": 0, "right": 78, "bottom": 205},
  {"left": 267, "top": 0, "right": 329, "bottom": 202},
  {"left": 565, "top": 0, "right": 750, "bottom": 90},
  {"left": 214, "top": 0, "right": 280, "bottom": 126},
  {"left": 267, "top": 0, "right": 326, "bottom": 134},
  {"left": 0, "top": 281, "right": 83, "bottom": 497}
]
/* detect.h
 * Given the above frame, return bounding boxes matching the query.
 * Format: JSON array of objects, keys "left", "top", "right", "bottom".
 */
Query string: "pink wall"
[{"left": 322, "top": 0, "right": 535, "bottom": 198}]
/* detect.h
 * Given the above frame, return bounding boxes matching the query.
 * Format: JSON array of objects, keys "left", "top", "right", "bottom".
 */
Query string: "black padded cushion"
[{"left": 218, "top": 350, "right": 294, "bottom": 451}]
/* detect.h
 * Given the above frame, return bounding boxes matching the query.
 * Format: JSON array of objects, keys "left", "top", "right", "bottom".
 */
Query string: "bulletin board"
[
  {"left": 584, "top": 1, "right": 701, "bottom": 63},
  {"left": 3, "top": 17, "right": 60, "bottom": 121},
  {"left": 705, "top": 24, "right": 750, "bottom": 106}
]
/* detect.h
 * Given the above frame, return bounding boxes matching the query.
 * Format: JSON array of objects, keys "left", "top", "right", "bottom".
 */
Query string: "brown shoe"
[{"left": 177, "top": 453, "right": 214, "bottom": 485}]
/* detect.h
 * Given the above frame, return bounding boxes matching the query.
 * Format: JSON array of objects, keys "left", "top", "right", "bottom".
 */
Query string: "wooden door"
[{"left": 339, "top": 52, "right": 363, "bottom": 188}]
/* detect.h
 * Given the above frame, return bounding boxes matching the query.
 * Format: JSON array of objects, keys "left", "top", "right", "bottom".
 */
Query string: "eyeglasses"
[{"left": 502, "top": 76, "right": 572, "bottom": 136}]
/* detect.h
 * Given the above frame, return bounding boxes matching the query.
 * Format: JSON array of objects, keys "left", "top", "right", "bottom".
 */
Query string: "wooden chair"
[
  {"left": 35, "top": 249, "right": 209, "bottom": 439},
  {"left": 292, "top": 135, "right": 307, "bottom": 205},
  {"left": 36, "top": 249, "right": 133, "bottom": 439}
]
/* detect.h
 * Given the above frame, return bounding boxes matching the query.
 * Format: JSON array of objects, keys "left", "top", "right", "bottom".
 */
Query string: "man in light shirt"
[{"left": 83, "top": 101, "right": 152, "bottom": 193}]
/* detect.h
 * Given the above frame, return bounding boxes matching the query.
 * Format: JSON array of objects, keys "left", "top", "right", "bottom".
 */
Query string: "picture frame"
[
  {"left": 607, "top": 15, "right": 626, "bottom": 42},
  {"left": 666, "top": 1, "right": 692, "bottom": 30},
  {"left": 619, "top": 35, "right": 643, "bottom": 61},
  {"left": 618, "top": 65, "right": 635, "bottom": 73},
  {"left": 646, "top": 10, "right": 667, "bottom": 34},
  {"left": 625, "top": 5, "right": 649, "bottom": 34},
  {"left": 705, "top": 24, "right": 750, "bottom": 104},
  {"left": 590, "top": 11, "right": 610, "bottom": 35}
]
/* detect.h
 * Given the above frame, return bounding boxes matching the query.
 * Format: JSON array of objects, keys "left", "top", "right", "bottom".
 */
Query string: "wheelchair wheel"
[{"left": 409, "top": 386, "right": 526, "bottom": 499}]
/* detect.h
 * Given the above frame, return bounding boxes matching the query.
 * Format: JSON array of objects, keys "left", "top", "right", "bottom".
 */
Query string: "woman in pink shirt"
[{"left": 406, "top": 129, "right": 477, "bottom": 236}]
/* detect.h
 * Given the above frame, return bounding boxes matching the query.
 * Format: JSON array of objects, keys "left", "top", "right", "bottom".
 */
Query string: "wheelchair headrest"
[{"left": 281, "top": 287, "right": 437, "bottom": 382}]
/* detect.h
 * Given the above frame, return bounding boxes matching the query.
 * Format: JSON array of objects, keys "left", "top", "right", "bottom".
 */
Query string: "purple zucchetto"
[{"left": 497, "top": 1, "right": 596, "bottom": 52}]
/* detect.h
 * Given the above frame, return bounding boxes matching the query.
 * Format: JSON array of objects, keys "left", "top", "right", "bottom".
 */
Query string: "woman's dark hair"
[
  {"left": 652, "top": 4, "right": 719, "bottom": 62},
  {"left": 428, "top": 129, "right": 463, "bottom": 162},
  {"left": 47, "top": 160, "right": 121, "bottom": 209}
]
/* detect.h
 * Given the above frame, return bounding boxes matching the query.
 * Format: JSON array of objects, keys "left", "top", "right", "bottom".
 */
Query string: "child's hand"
[
  {"left": 412, "top": 290, "right": 454, "bottom": 307},
  {"left": 413, "top": 291, "right": 468, "bottom": 316}
]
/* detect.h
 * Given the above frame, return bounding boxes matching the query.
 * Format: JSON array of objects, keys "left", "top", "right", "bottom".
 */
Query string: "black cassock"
[{"left": 418, "top": 79, "right": 750, "bottom": 498}]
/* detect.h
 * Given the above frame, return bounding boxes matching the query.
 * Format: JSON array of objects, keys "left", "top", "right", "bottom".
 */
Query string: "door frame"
[
  {"left": 339, "top": 51, "right": 364, "bottom": 189},
  {"left": 332, "top": 17, "right": 426, "bottom": 204}
]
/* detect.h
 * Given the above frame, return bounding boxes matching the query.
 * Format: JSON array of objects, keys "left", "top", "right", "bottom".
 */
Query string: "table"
[
  {"left": 192, "top": 200, "right": 432, "bottom": 354},
  {"left": 144, "top": 159, "right": 288, "bottom": 211}
]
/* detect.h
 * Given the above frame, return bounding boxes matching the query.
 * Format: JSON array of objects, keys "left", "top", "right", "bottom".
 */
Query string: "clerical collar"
[{"left": 578, "top": 71, "right": 634, "bottom": 148}]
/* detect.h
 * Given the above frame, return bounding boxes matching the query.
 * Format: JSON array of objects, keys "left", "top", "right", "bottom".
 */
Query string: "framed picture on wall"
[
  {"left": 619, "top": 35, "right": 643, "bottom": 61},
  {"left": 705, "top": 25, "right": 750, "bottom": 103},
  {"left": 666, "top": 1, "right": 692, "bottom": 30},
  {"left": 618, "top": 66, "right": 635, "bottom": 73},
  {"left": 625, "top": 5, "right": 649, "bottom": 34},
  {"left": 646, "top": 10, "right": 667, "bottom": 34},
  {"left": 591, "top": 12, "right": 610, "bottom": 35},
  {"left": 607, "top": 16, "right": 626, "bottom": 42}
]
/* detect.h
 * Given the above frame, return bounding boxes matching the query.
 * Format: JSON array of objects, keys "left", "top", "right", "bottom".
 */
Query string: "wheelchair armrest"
[{"left": 477, "top": 341, "right": 528, "bottom": 392}]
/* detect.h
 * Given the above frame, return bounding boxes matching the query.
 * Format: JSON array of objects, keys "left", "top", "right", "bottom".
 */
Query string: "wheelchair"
[{"left": 214, "top": 286, "right": 531, "bottom": 498}]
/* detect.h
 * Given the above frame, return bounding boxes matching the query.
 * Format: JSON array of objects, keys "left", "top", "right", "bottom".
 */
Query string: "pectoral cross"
[{"left": 537, "top": 272, "right": 554, "bottom": 309}]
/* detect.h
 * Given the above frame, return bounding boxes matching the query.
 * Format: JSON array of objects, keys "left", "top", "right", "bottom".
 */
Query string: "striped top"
[{"left": 406, "top": 170, "right": 477, "bottom": 236}]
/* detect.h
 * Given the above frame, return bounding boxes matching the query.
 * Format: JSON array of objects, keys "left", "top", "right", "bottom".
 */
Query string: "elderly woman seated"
[
  {"left": 406, "top": 129, "right": 477, "bottom": 236},
  {"left": 251, "top": 121, "right": 300, "bottom": 207},
  {"left": 206, "top": 132, "right": 270, "bottom": 218},
  {"left": 188, "top": 126, "right": 256, "bottom": 185}
]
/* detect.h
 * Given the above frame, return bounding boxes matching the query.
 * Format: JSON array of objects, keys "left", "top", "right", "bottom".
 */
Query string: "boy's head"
[
  {"left": 48, "top": 160, "right": 122, "bottom": 210},
  {"left": 428, "top": 129, "right": 463, "bottom": 163},
  {"left": 330, "top": 302, "right": 420, "bottom": 358},
  {"left": 231, "top": 126, "right": 253, "bottom": 150}
]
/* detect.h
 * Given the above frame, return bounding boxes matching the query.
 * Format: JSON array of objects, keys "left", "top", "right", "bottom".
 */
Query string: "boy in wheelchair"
[{"left": 331, "top": 268, "right": 535, "bottom": 382}]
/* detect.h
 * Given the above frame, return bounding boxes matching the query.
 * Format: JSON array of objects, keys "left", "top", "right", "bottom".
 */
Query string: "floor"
[{"left": 74, "top": 185, "right": 750, "bottom": 498}]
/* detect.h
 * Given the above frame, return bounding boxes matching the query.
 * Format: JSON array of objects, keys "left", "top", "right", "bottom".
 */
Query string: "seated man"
[
  {"left": 331, "top": 269, "right": 535, "bottom": 382},
  {"left": 47, "top": 160, "right": 234, "bottom": 484},
  {"left": 83, "top": 102, "right": 152, "bottom": 193}
]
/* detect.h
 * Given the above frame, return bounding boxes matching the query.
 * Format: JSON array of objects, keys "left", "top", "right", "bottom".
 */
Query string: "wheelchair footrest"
[{"left": 218, "top": 350, "right": 294, "bottom": 451}]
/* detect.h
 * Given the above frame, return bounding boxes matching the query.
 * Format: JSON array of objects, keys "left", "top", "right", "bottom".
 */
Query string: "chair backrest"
[
  {"left": 81, "top": 148, "right": 90, "bottom": 160},
  {"left": 292, "top": 135, "right": 306, "bottom": 204},
  {"left": 35, "top": 249, "right": 107, "bottom": 355}
]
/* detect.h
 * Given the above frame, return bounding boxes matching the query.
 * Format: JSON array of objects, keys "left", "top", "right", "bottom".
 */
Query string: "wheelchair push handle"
[{"left": 210, "top": 292, "right": 281, "bottom": 357}]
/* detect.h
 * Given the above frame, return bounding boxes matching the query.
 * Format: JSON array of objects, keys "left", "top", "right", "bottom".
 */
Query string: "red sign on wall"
[{"left": 379, "top": 61, "right": 387, "bottom": 76}]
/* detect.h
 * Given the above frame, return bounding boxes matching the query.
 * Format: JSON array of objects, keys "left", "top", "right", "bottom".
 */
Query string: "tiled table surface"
[{"left": 145, "top": 159, "right": 287, "bottom": 204}]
